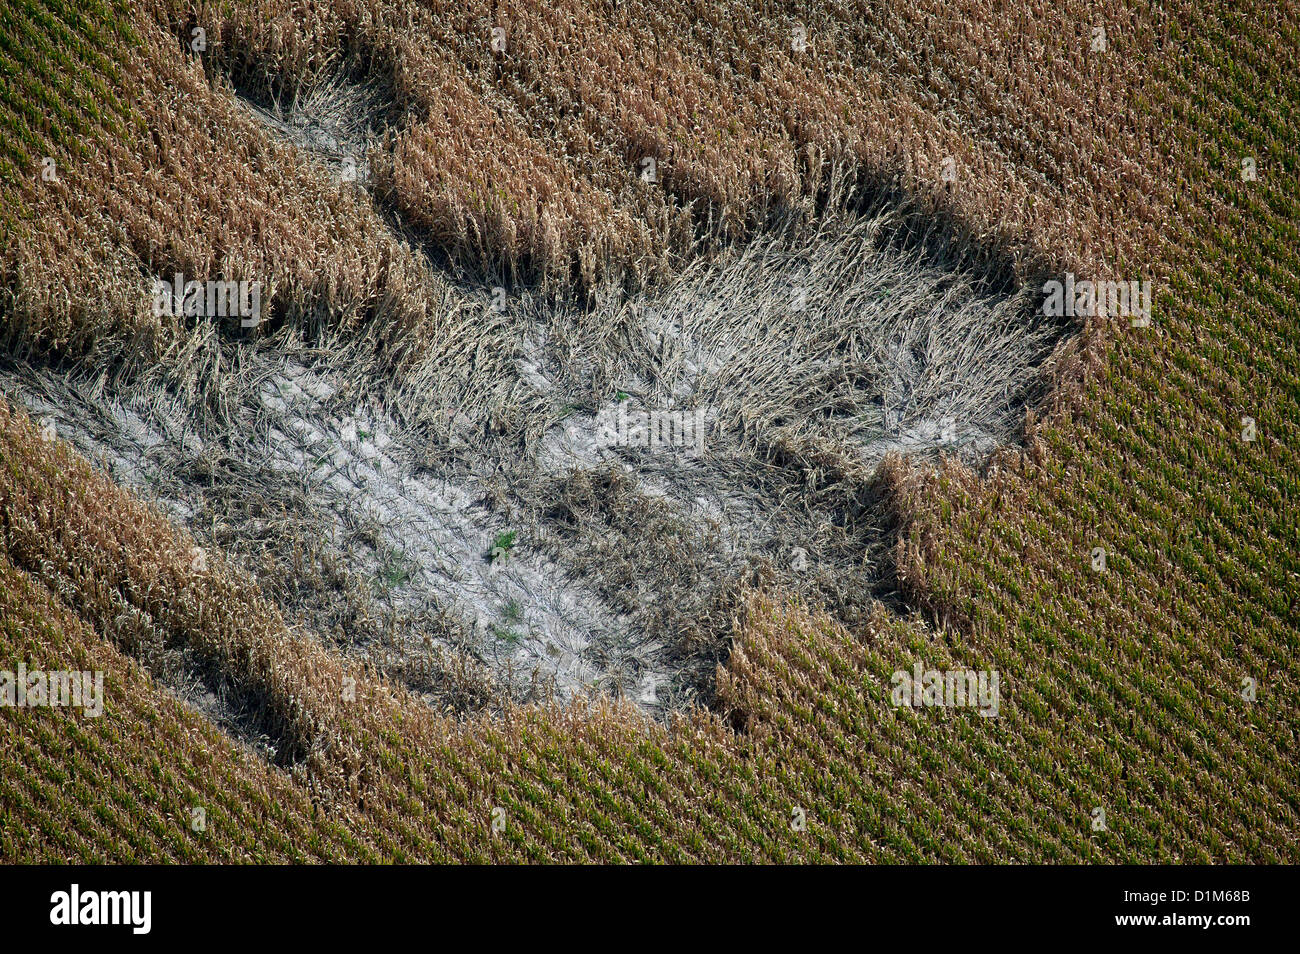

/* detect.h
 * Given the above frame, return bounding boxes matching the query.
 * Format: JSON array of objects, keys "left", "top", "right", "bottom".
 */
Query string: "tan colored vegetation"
[
  {"left": 0, "top": 0, "right": 1296, "bottom": 862},
  {"left": 5, "top": 0, "right": 1164, "bottom": 363}
]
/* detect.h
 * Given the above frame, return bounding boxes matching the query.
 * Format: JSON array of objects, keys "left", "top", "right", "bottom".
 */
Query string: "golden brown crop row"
[{"left": 5, "top": 0, "right": 1166, "bottom": 363}]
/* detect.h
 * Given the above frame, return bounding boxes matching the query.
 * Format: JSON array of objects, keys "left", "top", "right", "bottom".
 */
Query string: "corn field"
[{"left": 0, "top": 0, "right": 1296, "bottom": 866}]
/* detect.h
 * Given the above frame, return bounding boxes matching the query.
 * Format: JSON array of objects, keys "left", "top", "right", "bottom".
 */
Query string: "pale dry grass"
[{"left": 2, "top": 198, "right": 1074, "bottom": 714}]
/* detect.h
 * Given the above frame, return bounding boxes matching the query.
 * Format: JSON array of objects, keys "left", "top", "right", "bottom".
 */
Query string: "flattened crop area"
[{"left": 1, "top": 195, "right": 1073, "bottom": 718}]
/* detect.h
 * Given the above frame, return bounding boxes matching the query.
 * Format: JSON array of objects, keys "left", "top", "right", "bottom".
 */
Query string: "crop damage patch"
[
  {"left": 0, "top": 352, "right": 650, "bottom": 715},
  {"left": 228, "top": 62, "right": 407, "bottom": 188},
  {"left": 2, "top": 51, "right": 1074, "bottom": 722},
  {"left": 503, "top": 210, "right": 1069, "bottom": 699},
  {"left": 0, "top": 204, "right": 1074, "bottom": 722}
]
